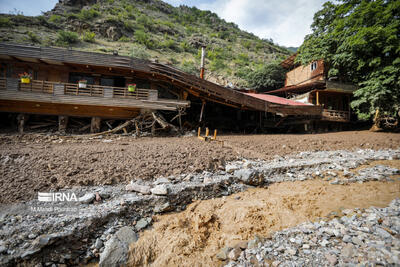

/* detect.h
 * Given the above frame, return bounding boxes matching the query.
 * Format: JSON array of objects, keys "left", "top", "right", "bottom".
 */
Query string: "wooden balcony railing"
[
  {"left": 19, "top": 80, "right": 54, "bottom": 94},
  {"left": 64, "top": 83, "right": 103, "bottom": 97},
  {"left": 0, "top": 77, "right": 6, "bottom": 90},
  {"left": 0, "top": 77, "right": 158, "bottom": 101},
  {"left": 322, "top": 109, "right": 350, "bottom": 121},
  {"left": 113, "top": 87, "right": 150, "bottom": 99}
]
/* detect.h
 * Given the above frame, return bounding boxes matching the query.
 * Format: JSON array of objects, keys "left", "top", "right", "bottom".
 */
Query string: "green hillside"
[{"left": 0, "top": 0, "right": 291, "bottom": 87}]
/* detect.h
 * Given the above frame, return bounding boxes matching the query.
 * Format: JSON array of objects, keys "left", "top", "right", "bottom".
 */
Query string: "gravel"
[{"left": 225, "top": 198, "right": 400, "bottom": 266}]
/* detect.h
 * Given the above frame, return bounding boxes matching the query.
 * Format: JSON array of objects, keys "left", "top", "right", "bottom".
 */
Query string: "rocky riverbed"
[
  {"left": 225, "top": 198, "right": 400, "bottom": 266},
  {"left": 0, "top": 148, "right": 399, "bottom": 266}
]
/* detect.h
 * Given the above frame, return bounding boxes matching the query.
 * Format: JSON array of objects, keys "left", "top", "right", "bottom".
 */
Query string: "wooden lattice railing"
[
  {"left": 322, "top": 109, "right": 350, "bottom": 121},
  {"left": 0, "top": 77, "right": 6, "bottom": 90},
  {"left": 5, "top": 78, "right": 158, "bottom": 101},
  {"left": 64, "top": 83, "right": 104, "bottom": 97},
  {"left": 19, "top": 80, "right": 54, "bottom": 94}
]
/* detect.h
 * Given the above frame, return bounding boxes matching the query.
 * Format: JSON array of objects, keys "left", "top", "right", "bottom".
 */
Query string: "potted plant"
[
  {"left": 19, "top": 72, "right": 32, "bottom": 84},
  {"left": 128, "top": 83, "right": 136, "bottom": 92},
  {"left": 78, "top": 79, "right": 87, "bottom": 88}
]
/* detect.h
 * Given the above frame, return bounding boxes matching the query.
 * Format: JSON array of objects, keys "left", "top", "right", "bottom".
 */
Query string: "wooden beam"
[
  {"left": 90, "top": 117, "right": 101, "bottom": 133},
  {"left": 199, "top": 100, "right": 205, "bottom": 122},
  {"left": 37, "top": 59, "right": 49, "bottom": 65},
  {"left": 58, "top": 115, "right": 69, "bottom": 133},
  {"left": 0, "top": 99, "right": 141, "bottom": 119},
  {"left": 17, "top": 113, "right": 29, "bottom": 133},
  {"left": 90, "top": 117, "right": 102, "bottom": 133}
]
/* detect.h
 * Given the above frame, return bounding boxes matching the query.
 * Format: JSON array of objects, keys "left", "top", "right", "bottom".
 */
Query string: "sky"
[{"left": 0, "top": 0, "right": 326, "bottom": 47}]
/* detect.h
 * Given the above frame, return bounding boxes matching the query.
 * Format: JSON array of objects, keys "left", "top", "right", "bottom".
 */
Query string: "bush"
[
  {"left": 242, "top": 40, "right": 252, "bottom": 49},
  {"left": 118, "top": 36, "right": 131, "bottom": 42},
  {"left": 180, "top": 60, "right": 199, "bottom": 75},
  {"left": 26, "top": 31, "right": 41, "bottom": 43},
  {"left": 218, "top": 31, "right": 229, "bottom": 40},
  {"left": 0, "top": 17, "right": 11, "bottom": 27},
  {"left": 234, "top": 53, "right": 250, "bottom": 67},
  {"left": 78, "top": 8, "right": 99, "bottom": 21},
  {"left": 134, "top": 30, "right": 153, "bottom": 48},
  {"left": 210, "top": 58, "right": 227, "bottom": 72},
  {"left": 56, "top": 31, "right": 79, "bottom": 46},
  {"left": 65, "top": 13, "right": 78, "bottom": 20},
  {"left": 49, "top": 14, "right": 62, "bottom": 24},
  {"left": 36, "top": 15, "right": 48, "bottom": 26},
  {"left": 161, "top": 38, "right": 177, "bottom": 51},
  {"left": 130, "top": 46, "right": 150, "bottom": 60},
  {"left": 124, "top": 20, "right": 134, "bottom": 32},
  {"left": 82, "top": 31, "right": 95, "bottom": 43},
  {"left": 179, "top": 41, "right": 192, "bottom": 52}
]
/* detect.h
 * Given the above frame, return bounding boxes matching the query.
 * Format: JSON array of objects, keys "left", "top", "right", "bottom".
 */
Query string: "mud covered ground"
[
  {"left": 127, "top": 179, "right": 400, "bottom": 267},
  {"left": 0, "top": 131, "right": 399, "bottom": 204}
]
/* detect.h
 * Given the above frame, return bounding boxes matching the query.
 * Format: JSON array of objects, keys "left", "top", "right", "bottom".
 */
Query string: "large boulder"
[
  {"left": 234, "top": 169, "right": 264, "bottom": 186},
  {"left": 99, "top": 226, "right": 138, "bottom": 267}
]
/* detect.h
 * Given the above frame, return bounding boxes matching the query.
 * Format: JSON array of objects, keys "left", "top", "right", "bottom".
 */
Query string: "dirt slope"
[{"left": 127, "top": 179, "right": 400, "bottom": 267}]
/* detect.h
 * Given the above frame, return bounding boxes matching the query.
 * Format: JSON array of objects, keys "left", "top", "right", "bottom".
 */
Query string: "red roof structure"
[
  {"left": 244, "top": 93, "right": 311, "bottom": 106},
  {"left": 267, "top": 82, "right": 326, "bottom": 96}
]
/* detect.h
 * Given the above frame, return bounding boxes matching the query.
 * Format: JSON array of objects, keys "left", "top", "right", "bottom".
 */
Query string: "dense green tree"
[
  {"left": 296, "top": 0, "right": 400, "bottom": 120},
  {"left": 245, "top": 62, "right": 286, "bottom": 92}
]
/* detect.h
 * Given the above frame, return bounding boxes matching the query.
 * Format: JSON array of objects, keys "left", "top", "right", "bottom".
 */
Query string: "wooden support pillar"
[
  {"left": 199, "top": 100, "right": 206, "bottom": 122},
  {"left": 17, "top": 113, "right": 29, "bottom": 134},
  {"left": 348, "top": 95, "right": 351, "bottom": 115},
  {"left": 90, "top": 117, "right": 102, "bottom": 133},
  {"left": 58, "top": 116, "right": 69, "bottom": 133},
  {"left": 183, "top": 91, "right": 189, "bottom": 100}
]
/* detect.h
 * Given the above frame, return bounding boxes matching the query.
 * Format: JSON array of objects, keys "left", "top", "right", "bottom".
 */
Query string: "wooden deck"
[{"left": 0, "top": 77, "right": 190, "bottom": 119}]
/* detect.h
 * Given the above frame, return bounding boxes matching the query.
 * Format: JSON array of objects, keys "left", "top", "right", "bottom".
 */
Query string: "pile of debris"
[{"left": 88, "top": 112, "right": 179, "bottom": 137}]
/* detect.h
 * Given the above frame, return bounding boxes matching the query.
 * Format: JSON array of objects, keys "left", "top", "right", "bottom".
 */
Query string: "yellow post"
[
  {"left": 213, "top": 129, "right": 217, "bottom": 140},
  {"left": 205, "top": 127, "right": 209, "bottom": 137},
  {"left": 198, "top": 127, "right": 201, "bottom": 137},
  {"left": 316, "top": 91, "right": 320, "bottom": 106}
]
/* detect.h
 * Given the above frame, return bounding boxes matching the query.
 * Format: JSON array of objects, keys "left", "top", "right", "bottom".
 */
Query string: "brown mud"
[
  {"left": 0, "top": 130, "right": 399, "bottom": 203},
  {"left": 127, "top": 179, "right": 400, "bottom": 267}
]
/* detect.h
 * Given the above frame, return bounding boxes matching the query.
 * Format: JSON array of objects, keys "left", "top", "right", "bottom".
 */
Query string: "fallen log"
[
  {"left": 88, "top": 120, "right": 133, "bottom": 137},
  {"left": 152, "top": 112, "right": 178, "bottom": 132}
]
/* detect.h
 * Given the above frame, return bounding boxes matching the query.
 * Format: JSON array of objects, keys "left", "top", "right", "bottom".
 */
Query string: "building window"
[{"left": 310, "top": 61, "right": 317, "bottom": 71}]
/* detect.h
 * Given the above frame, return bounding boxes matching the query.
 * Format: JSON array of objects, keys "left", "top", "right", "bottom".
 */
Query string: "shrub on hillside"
[
  {"left": 0, "top": 17, "right": 11, "bottom": 27},
  {"left": 65, "top": 13, "right": 78, "bottom": 20},
  {"left": 78, "top": 8, "right": 99, "bottom": 21},
  {"left": 161, "top": 38, "right": 178, "bottom": 51},
  {"left": 210, "top": 58, "right": 227, "bottom": 72},
  {"left": 180, "top": 60, "right": 199, "bottom": 75},
  {"left": 134, "top": 30, "right": 154, "bottom": 49},
  {"left": 130, "top": 46, "right": 150, "bottom": 60},
  {"left": 118, "top": 36, "right": 131, "bottom": 42},
  {"left": 56, "top": 31, "right": 79, "bottom": 46},
  {"left": 36, "top": 15, "right": 48, "bottom": 26},
  {"left": 26, "top": 31, "right": 41, "bottom": 44},
  {"left": 49, "top": 14, "right": 62, "bottom": 24},
  {"left": 82, "top": 31, "right": 95, "bottom": 43}
]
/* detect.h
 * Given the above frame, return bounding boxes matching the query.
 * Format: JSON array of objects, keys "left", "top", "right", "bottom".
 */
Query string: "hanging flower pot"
[
  {"left": 21, "top": 77, "right": 31, "bottom": 84},
  {"left": 128, "top": 83, "right": 136, "bottom": 92},
  {"left": 78, "top": 80, "right": 87, "bottom": 88},
  {"left": 19, "top": 72, "right": 32, "bottom": 84}
]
